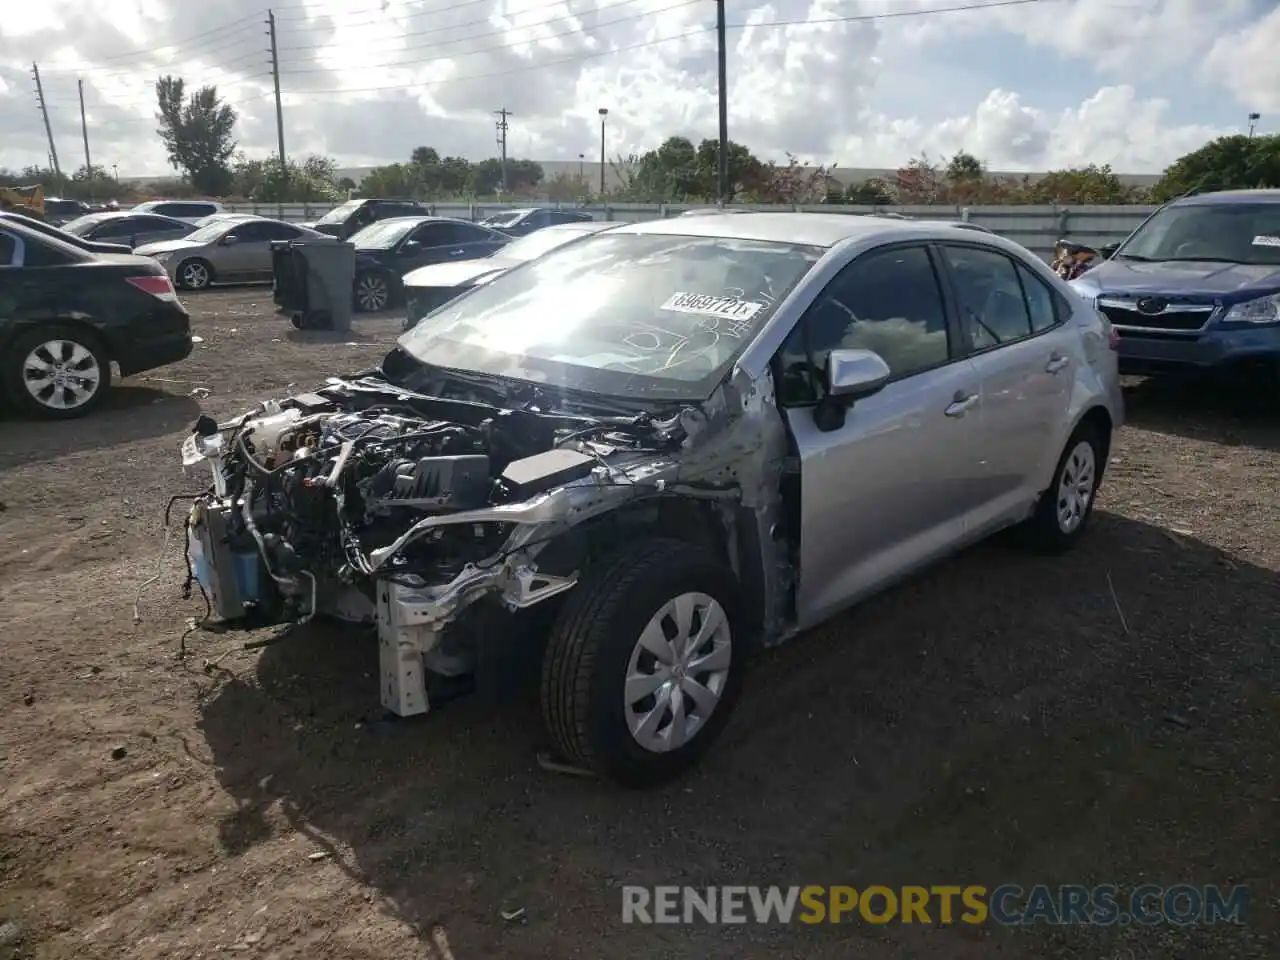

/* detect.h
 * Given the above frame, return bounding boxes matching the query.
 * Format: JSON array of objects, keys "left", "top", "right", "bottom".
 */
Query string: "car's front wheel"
[
  {"left": 2, "top": 324, "right": 111, "bottom": 420},
  {"left": 354, "top": 272, "right": 390, "bottom": 312},
  {"left": 175, "top": 258, "right": 213, "bottom": 290},
  {"left": 540, "top": 538, "right": 748, "bottom": 788}
]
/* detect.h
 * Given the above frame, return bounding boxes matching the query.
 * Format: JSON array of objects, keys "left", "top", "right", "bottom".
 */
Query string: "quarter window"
[
  {"left": 1015, "top": 261, "right": 1061, "bottom": 333},
  {"left": 0, "top": 230, "right": 18, "bottom": 265},
  {"left": 941, "top": 245, "right": 1034, "bottom": 349}
]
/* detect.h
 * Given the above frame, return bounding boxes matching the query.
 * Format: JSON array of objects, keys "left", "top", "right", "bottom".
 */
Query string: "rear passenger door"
[
  {"left": 935, "top": 243, "right": 1076, "bottom": 525},
  {"left": 775, "top": 243, "right": 985, "bottom": 628}
]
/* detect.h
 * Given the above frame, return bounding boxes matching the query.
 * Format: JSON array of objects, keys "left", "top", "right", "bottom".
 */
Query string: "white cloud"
[
  {"left": 1204, "top": 4, "right": 1280, "bottom": 113},
  {"left": 0, "top": 0, "right": 1257, "bottom": 179}
]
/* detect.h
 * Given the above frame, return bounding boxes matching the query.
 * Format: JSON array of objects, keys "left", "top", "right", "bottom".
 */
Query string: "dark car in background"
[
  {"left": 301, "top": 198, "right": 430, "bottom": 241},
  {"left": 0, "top": 218, "right": 192, "bottom": 419},
  {"left": 1070, "top": 189, "right": 1280, "bottom": 384},
  {"left": 60, "top": 211, "right": 195, "bottom": 250},
  {"left": 349, "top": 216, "right": 509, "bottom": 312},
  {"left": 478, "top": 206, "right": 594, "bottom": 237},
  {"left": 0, "top": 210, "right": 132, "bottom": 254},
  {"left": 42, "top": 198, "right": 95, "bottom": 226},
  {"left": 401, "top": 220, "right": 616, "bottom": 330}
]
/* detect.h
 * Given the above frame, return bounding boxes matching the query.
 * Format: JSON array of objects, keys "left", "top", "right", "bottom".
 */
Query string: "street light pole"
[
  {"left": 1248, "top": 112, "right": 1260, "bottom": 139},
  {"left": 598, "top": 107, "right": 609, "bottom": 198},
  {"left": 715, "top": 0, "right": 728, "bottom": 204}
]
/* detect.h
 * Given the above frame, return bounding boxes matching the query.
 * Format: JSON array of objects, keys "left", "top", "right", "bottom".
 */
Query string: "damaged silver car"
[{"left": 179, "top": 213, "right": 1123, "bottom": 788}]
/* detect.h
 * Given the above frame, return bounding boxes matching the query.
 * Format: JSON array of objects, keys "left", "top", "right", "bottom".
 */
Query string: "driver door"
[
  {"left": 777, "top": 243, "right": 986, "bottom": 629},
  {"left": 217, "top": 220, "right": 275, "bottom": 278}
]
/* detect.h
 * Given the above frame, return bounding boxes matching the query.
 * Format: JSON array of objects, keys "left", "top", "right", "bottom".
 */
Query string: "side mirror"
[
  {"left": 813, "top": 349, "right": 891, "bottom": 432},
  {"left": 400, "top": 240, "right": 420, "bottom": 252},
  {"left": 1098, "top": 242, "right": 1119, "bottom": 259},
  {"left": 826, "top": 348, "right": 891, "bottom": 399}
]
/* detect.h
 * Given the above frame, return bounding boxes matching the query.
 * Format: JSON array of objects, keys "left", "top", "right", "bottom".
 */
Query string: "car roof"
[
  {"left": 1, "top": 217, "right": 95, "bottom": 258},
  {"left": 610, "top": 211, "right": 1004, "bottom": 248},
  {"left": 537, "top": 220, "right": 608, "bottom": 232},
  {"left": 90, "top": 210, "right": 184, "bottom": 222},
  {"left": 1172, "top": 189, "right": 1280, "bottom": 206}
]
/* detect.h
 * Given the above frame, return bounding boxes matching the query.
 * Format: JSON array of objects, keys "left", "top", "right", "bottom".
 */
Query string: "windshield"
[
  {"left": 396, "top": 231, "right": 823, "bottom": 402},
  {"left": 351, "top": 219, "right": 419, "bottom": 248},
  {"left": 316, "top": 200, "right": 362, "bottom": 225},
  {"left": 60, "top": 215, "right": 104, "bottom": 236},
  {"left": 181, "top": 222, "right": 233, "bottom": 244},
  {"left": 499, "top": 226, "right": 600, "bottom": 262},
  {"left": 1119, "top": 203, "right": 1280, "bottom": 265}
]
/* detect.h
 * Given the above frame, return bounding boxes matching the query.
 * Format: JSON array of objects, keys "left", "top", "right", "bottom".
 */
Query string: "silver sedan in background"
[{"left": 134, "top": 216, "right": 333, "bottom": 290}]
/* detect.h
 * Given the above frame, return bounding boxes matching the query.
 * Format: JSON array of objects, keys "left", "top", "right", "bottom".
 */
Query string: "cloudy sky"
[{"left": 0, "top": 0, "right": 1275, "bottom": 178}]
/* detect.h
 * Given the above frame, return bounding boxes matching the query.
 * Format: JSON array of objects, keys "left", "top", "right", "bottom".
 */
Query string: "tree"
[
  {"left": 154, "top": 75, "right": 237, "bottom": 196},
  {"left": 844, "top": 177, "right": 895, "bottom": 204},
  {"left": 1150, "top": 134, "right": 1280, "bottom": 201},
  {"left": 943, "top": 151, "right": 986, "bottom": 203},
  {"left": 743, "top": 153, "right": 835, "bottom": 204},
  {"left": 622, "top": 136, "right": 764, "bottom": 202},
  {"left": 1026, "top": 164, "right": 1133, "bottom": 204},
  {"left": 359, "top": 163, "right": 421, "bottom": 198},
  {"left": 230, "top": 153, "right": 341, "bottom": 202},
  {"left": 893, "top": 153, "right": 943, "bottom": 203},
  {"left": 546, "top": 171, "right": 591, "bottom": 202},
  {"left": 472, "top": 158, "right": 544, "bottom": 196}
]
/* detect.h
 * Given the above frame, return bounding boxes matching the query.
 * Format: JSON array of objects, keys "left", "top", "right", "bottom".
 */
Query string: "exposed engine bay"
[{"left": 177, "top": 359, "right": 787, "bottom": 717}]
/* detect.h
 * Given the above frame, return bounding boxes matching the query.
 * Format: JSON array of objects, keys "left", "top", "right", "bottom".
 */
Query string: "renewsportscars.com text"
[{"left": 621, "top": 884, "right": 1250, "bottom": 926}]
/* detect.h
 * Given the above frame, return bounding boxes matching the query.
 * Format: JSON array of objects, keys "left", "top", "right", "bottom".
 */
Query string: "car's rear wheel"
[
  {"left": 354, "top": 272, "right": 390, "bottom": 312},
  {"left": 540, "top": 538, "right": 747, "bottom": 788},
  {"left": 2, "top": 324, "right": 111, "bottom": 420},
  {"left": 176, "top": 258, "right": 212, "bottom": 290},
  {"left": 1020, "top": 420, "right": 1105, "bottom": 553}
]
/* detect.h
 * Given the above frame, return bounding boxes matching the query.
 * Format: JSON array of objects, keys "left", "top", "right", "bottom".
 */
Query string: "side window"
[
  {"left": 1014, "top": 261, "right": 1061, "bottom": 333},
  {"left": 0, "top": 231, "right": 17, "bottom": 265},
  {"left": 180, "top": 203, "right": 216, "bottom": 219},
  {"left": 941, "top": 245, "right": 1033, "bottom": 350},
  {"left": 231, "top": 221, "right": 293, "bottom": 242},
  {"left": 92, "top": 219, "right": 133, "bottom": 238},
  {"left": 138, "top": 216, "right": 181, "bottom": 233},
  {"left": 416, "top": 223, "right": 470, "bottom": 246},
  {"left": 408, "top": 223, "right": 444, "bottom": 246},
  {"left": 812, "top": 244, "right": 951, "bottom": 375},
  {"left": 24, "top": 237, "right": 74, "bottom": 266},
  {"left": 450, "top": 222, "right": 498, "bottom": 244}
]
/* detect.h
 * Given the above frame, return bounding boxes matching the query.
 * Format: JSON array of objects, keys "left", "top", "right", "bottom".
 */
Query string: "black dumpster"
[{"left": 270, "top": 239, "right": 356, "bottom": 331}]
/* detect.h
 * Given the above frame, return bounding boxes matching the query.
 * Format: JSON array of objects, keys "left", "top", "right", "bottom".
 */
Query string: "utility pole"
[
  {"left": 598, "top": 107, "right": 608, "bottom": 198},
  {"left": 267, "top": 10, "right": 287, "bottom": 214},
  {"left": 715, "top": 0, "right": 728, "bottom": 205},
  {"left": 1248, "top": 112, "right": 1260, "bottom": 139},
  {"left": 78, "top": 79, "right": 94, "bottom": 200},
  {"left": 32, "top": 63, "right": 62, "bottom": 182},
  {"left": 494, "top": 108, "right": 511, "bottom": 195}
]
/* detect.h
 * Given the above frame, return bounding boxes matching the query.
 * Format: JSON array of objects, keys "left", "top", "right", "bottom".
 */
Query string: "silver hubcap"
[
  {"left": 23, "top": 339, "right": 101, "bottom": 410},
  {"left": 624, "top": 591, "right": 732, "bottom": 754},
  {"left": 1057, "top": 440, "right": 1096, "bottom": 534},
  {"left": 181, "top": 261, "right": 208, "bottom": 288},
  {"left": 357, "top": 275, "right": 388, "bottom": 311}
]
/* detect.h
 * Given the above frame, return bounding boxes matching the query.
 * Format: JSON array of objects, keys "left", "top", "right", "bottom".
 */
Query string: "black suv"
[{"left": 302, "top": 198, "right": 429, "bottom": 240}]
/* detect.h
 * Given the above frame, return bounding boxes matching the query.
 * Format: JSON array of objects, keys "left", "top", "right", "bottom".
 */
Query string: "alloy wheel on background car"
[
  {"left": 355, "top": 274, "right": 390, "bottom": 312},
  {"left": 178, "top": 259, "right": 210, "bottom": 290}
]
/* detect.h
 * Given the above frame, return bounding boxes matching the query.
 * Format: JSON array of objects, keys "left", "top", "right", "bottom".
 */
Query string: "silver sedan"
[{"left": 135, "top": 217, "right": 332, "bottom": 290}]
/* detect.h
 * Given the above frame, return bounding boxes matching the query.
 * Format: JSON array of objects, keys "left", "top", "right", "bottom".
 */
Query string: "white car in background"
[{"left": 131, "top": 199, "right": 229, "bottom": 225}]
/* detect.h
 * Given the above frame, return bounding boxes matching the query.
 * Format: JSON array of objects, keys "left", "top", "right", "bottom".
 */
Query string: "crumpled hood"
[
  {"left": 134, "top": 238, "right": 202, "bottom": 257},
  {"left": 1074, "top": 258, "right": 1280, "bottom": 301},
  {"left": 403, "top": 257, "right": 517, "bottom": 289}
]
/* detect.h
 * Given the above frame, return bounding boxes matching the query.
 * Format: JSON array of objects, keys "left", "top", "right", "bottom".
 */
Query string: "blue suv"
[{"left": 1070, "top": 189, "right": 1280, "bottom": 382}]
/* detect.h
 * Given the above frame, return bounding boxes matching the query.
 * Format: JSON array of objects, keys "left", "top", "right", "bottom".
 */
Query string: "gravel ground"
[{"left": 0, "top": 287, "right": 1276, "bottom": 960}]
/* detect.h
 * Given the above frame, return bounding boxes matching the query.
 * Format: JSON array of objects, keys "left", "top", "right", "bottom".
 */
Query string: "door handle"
[
  {"left": 1045, "top": 353, "right": 1071, "bottom": 374},
  {"left": 450, "top": 248, "right": 465, "bottom": 256},
  {"left": 944, "top": 391, "right": 979, "bottom": 417}
]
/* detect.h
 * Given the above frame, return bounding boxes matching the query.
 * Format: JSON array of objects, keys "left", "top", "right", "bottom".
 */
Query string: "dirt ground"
[{"left": 1, "top": 287, "right": 1277, "bottom": 960}]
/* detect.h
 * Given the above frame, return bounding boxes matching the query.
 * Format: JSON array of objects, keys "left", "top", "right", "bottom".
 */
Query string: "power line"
[{"left": 277, "top": 0, "right": 702, "bottom": 75}]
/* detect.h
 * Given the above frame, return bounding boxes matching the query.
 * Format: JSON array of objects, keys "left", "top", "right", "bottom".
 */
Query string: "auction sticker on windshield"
[
  {"left": 661, "top": 292, "right": 765, "bottom": 322},
  {"left": 1252, "top": 235, "right": 1280, "bottom": 247}
]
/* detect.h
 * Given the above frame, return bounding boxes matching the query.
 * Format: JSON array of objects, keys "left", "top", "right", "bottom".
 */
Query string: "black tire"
[
  {"left": 2, "top": 323, "right": 112, "bottom": 420},
  {"left": 1019, "top": 420, "right": 1105, "bottom": 554},
  {"left": 540, "top": 538, "right": 748, "bottom": 788},
  {"left": 175, "top": 258, "right": 213, "bottom": 290},
  {"left": 353, "top": 272, "right": 391, "bottom": 313}
]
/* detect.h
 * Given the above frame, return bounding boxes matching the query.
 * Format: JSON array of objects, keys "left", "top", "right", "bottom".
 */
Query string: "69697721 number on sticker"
[{"left": 660, "top": 292, "right": 765, "bottom": 322}]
